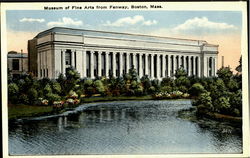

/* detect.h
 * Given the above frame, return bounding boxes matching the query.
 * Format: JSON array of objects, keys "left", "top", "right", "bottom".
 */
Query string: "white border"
[{"left": 1, "top": 2, "right": 249, "bottom": 158}]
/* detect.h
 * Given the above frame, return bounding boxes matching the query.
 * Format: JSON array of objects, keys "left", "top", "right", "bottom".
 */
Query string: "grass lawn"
[{"left": 8, "top": 104, "right": 53, "bottom": 120}]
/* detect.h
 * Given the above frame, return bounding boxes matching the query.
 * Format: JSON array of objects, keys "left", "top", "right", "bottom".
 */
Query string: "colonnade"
[
  {"left": 39, "top": 49, "right": 217, "bottom": 79},
  {"left": 80, "top": 50, "right": 215, "bottom": 79}
]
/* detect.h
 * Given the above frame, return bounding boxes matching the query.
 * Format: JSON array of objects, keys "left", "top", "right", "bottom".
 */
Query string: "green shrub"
[
  {"left": 161, "top": 86, "right": 172, "bottom": 93},
  {"left": 46, "top": 93, "right": 61, "bottom": 105},
  {"left": 44, "top": 84, "right": 52, "bottom": 94},
  {"left": 27, "top": 88, "right": 38, "bottom": 104},
  {"left": 19, "top": 94, "right": 29, "bottom": 104},
  {"left": 52, "top": 82, "right": 62, "bottom": 94},
  {"left": 193, "top": 92, "right": 213, "bottom": 110},
  {"left": 189, "top": 83, "right": 205, "bottom": 97},
  {"left": 213, "top": 96, "right": 231, "bottom": 114},
  {"left": 94, "top": 80, "right": 105, "bottom": 94},
  {"left": 8, "top": 83, "right": 19, "bottom": 96}
]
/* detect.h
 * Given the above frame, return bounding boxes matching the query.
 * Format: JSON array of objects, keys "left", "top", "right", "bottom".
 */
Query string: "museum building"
[{"left": 28, "top": 27, "right": 218, "bottom": 79}]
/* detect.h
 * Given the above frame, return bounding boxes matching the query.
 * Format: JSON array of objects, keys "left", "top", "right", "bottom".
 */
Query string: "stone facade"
[
  {"left": 29, "top": 27, "right": 218, "bottom": 79},
  {"left": 8, "top": 51, "right": 28, "bottom": 77}
]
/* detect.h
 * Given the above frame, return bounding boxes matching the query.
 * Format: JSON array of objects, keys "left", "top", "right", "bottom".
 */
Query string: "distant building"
[
  {"left": 29, "top": 27, "right": 218, "bottom": 79},
  {"left": 7, "top": 51, "right": 28, "bottom": 78},
  {"left": 28, "top": 38, "right": 38, "bottom": 76}
]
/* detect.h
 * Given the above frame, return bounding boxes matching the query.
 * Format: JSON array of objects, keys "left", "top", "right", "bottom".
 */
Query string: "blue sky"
[
  {"left": 6, "top": 10, "right": 242, "bottom": 71},
  {"left": 6, "top": 10, "right": 241, "bottom": 36}
]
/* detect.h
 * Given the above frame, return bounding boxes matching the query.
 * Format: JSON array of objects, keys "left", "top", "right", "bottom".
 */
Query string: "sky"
[{"left": 6, "top": 10, "right": 242, "bottom": 72}]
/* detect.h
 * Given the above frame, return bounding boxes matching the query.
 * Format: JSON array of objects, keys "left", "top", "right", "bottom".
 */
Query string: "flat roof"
[
  {"left": 35, "top": 27, "right": 218, "bottom": 47},
  {"left": 8, "top": 53, "right": 28, "bottom": 58}
]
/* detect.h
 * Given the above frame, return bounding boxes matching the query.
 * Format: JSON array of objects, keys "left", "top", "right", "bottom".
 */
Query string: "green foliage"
[
  {"left": 161, "top": 86, "right": 172, "bottom": 93},
  {"left": 8, "top": 83, "right": 19, "bottom": 96},
  {"left": 44, "top": 84, "right": 52, "bottom": 94},
  {"left": 19, "top": 94, "right": 29, "bottom": 105},
  {"left": 141, "top": 75, "right": 151, "bottom": 94},
  {"left": 161, "top": 77, "right": 174, "bottom": 87},
  {"left": 217, "top": 67, "right": 233, "bottom": 83},
  {"left": 189, "top": 83, "right": 205, "bottom": 97},
  {"left": 151, "top": 79, "right": 160, "bottom": 92},
  {"left": 235, "top": 56, "right": 242, "bottom": 73},
  {"left": 226, "top": 79, "right": 239, "bottom": 92},
  {"left": 46, "top": 93, "right": 61, "bottom": 104},
  {"left": 7, "top": 56, "right": 242, "bottom": 118},
  {"left": 175, "top": 76, "right": 190, "bottom": 87},
  {"left": 128, "top": 66, "right": 139, "bottom": 81},
  {"left": 175, "top": 67, "right": 188, "bottom": 78},
  {"left": 51, "top": 81, "right": 62, "bottom": 94},
  {"left": 194, "top": 92, "right": 213, "bottom": 110},
  {"left": 213, "top": 96, "right": 231, "bottom": 113},
  {"left": 93, "top": 80, "right": 105, "bottom": 94},
  {"left": 27, "top": 88, "right": 38, "bottom": 104}
]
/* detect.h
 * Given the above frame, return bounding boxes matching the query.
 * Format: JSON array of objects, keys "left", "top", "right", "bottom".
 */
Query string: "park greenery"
[{"left": 8, "top": 58, "right": 242, "bottom": 119}]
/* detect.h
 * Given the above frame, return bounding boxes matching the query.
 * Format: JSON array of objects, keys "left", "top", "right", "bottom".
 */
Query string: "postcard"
[{"left": 1, "top": 1, "right": 249, "bottom": 158}]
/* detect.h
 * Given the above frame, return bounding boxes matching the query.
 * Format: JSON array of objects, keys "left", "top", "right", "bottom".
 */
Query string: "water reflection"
[{"left": 9, "top": 100, "right": 242, "bottom": 155}]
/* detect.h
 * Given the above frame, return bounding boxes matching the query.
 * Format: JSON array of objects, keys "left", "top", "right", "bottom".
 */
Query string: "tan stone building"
[{"left": 7, "top": 51, "right": 28, "bottom": 77}]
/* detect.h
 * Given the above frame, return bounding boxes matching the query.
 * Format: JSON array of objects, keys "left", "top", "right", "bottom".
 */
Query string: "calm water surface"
[{"left": 9, "top": 100, "right": 242, "bottom": 155}]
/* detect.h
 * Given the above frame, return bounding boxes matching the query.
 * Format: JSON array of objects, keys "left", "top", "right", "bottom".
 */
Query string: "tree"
[
  {"left": 189, "top": 83, "right": 205, "bottom": 97},
  {"left": 217, "top": 67, "right": 233, "bottom": 83},
  {"left": 175, "top": 67, "right": 188, "bottom": 78},
  {"left": 64, "top": 67, "right": 81, "bottom": 93},
  {"left": 141, "top": 75, "right": 151, "bottom": 94},
  {"left": 27, "top": 88, "right": 38, "bottom": 104},
  {"left": 235, "top": 56, "right": 242, "bottom": 73},
  {"left": 128, "top": 66, "right": 139, "bottom": 82},
  {"left": 93, "top": 80, "right": 105, "bottom": 95}
]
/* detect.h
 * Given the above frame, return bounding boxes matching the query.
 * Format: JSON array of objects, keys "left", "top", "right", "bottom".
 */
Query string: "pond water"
[{"left": 9, "top": 100, "right": 242, "bottom": 155}]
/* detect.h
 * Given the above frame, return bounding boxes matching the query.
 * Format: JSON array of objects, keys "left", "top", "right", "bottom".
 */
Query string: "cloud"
[
  {"left": 103, "top": 15, "right": 157, "bottom": 27},
  {"left": 19, "top": 18, "right": 45, "bottom": 23},
  {"left": 172, "top": 17, "right": 237, "bottom": 34},
  {"left": 47, "top": 17, "right": 83, "bottom": 27}
]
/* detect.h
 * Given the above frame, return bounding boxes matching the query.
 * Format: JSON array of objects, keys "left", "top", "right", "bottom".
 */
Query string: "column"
[
  {"left": 151, "top": 54, "right": 154, "bottom": 79},
  {"left": 157, "top": 54, "right": 160, "bottom": 79},
  {"left": 183, "top": 56, "right": 186, "bottom": 72},
  {"left": 82, "top": 50, "right": 86, "bottom": 78},
  {"left": 173, "top": 55, "right": 176, "bottom": 77},
  {"left": 177, "top": 55, "right": 180, "bottom": 70},
  {"left": 61, "top": 51, "right": 65, "bottom": 75},
  {"left": 214, "top": 57, "right": 217, "bottom": 76},
  {"left": 188, "top": 56, "right": 192, "bottom": 76},
  {"left": 139, "top": 54, "right": 142, "bottom": 78},
  {"left": 167, "top": 55, "right": 170, "bottom": 77},
  {"left": 76, "top": 50, "right": 83, "bottom": 78},
  {"left": 197, "top": 56, "right": 201, "bottom": 77},
  {"left": 98, "top": 51, "right": 101, "bottom": 77},
  {"left": 38, "top": 52, "right": 41, "bottom": 78},
  {"left": 193, "top": 56, "right": 196, "bottom": 76},
  {"left": 120, "top": 52, "right": 123, "bottom": 76},
  {"left": 90, "top": 51, "right": 94, "bottom": 78},
  {"left": 126, "top": 53, "right": 129, "bottom": 73},
  {"left": 207, "top": 57, "right": 209, "bottom": 77},
  {"left": 212, "top": 57, "right": 215, "bottom": 76},
  {"left": 112, "top": 52, "right": 116, "bottom": 77},
  {"left": 105, "top": 52, "right": 109, "bottom": 77},
  {"left": 162, "top": 54, "right": 166, "bottom": 78},
  {"left": 145, "top": 54, "right": 148, "bottom": 76},
  {"left": 71, "top": 51, "right": 75, "bottom": 68},
  {"left": 133, "top": 53, "right": 136, "bottom": 69}
]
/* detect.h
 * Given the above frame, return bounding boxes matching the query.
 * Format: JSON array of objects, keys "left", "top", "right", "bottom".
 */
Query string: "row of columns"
[{"left": 84, "top": 51, "right": 205, "bottom": 79}]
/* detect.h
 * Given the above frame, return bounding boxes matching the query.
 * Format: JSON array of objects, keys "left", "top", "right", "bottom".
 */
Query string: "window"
[
  {"left": 12, "top": 59, "right": 19, "bottom": 70},
  {"left": 65, "top": 50, "right": 71, "bottom": 65}
]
